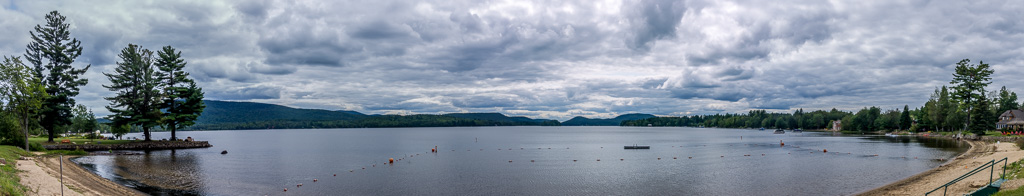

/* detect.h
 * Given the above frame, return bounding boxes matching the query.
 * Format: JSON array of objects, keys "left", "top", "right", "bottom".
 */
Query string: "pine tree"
[
  {"left": 900, "top": 105, "right": 911, "bottom": 131},
  {"left": 23, "top": 11, "right": 91, "bottom": 142},
  {"left": 949, "top": 59, "right": 993, "bottom": 135},
  {"left": 104, "top": 44, "right": 162, "bottom": 141},
  {"left": 996, "top": 86, "right": 1020, "bottom": 113},
  {"left": 155, "top": 46, "right": 204, "bottom": 140}
]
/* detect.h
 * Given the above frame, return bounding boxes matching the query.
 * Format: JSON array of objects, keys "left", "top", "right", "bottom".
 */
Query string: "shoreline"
[
  {"left": 857, "top": 139, "right": 1024, "bottom": 195},
  {"left": 18, "top": 155, "right": 145, "bottom": 196}
]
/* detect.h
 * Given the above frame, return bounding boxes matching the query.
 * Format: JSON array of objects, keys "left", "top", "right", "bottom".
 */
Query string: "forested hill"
[
  {"left": 186, "top": 100, "right": 559, "bottom": 130},
  {"left": 196, "top": 100, "right": 368, "bottom": 124},
  {"left": 561, "top": 113, "right": 657, "bottom": 126}
]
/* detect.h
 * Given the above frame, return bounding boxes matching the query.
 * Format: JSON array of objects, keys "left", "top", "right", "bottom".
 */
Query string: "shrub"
[{"left": 29, "top": 142, "right": 45, "bottom": 151}]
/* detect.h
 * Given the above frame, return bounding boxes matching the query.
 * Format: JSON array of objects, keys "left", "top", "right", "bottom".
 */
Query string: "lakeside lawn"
[
  {"left": 0, "top": 145, "right": 31, "bottom": 195},
  {"left": 27, "top": 136, "right": 139, "bottom": 145}
]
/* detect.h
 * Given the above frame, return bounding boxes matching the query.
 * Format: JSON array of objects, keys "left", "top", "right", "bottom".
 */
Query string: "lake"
[{"left": 74, "top": 127, "right": 967, "bottom": 195}]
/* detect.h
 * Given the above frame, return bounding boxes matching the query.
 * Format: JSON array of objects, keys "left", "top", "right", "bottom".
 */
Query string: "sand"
[
  {"left": 18, "top": 155, "right": 144, "bottom": 196},
  {"left": 858, "top": 140, "right": 1024, "bottom": 195}
]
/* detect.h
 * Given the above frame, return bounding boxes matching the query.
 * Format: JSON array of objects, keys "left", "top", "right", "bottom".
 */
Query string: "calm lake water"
[{"left": 74, "top": 127, "right": 967, "bottom": 196}]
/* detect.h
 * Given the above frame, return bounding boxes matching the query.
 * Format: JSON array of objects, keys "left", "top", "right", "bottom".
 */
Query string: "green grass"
[
  {"left": 0, "top": 145, "right": 31, "bottom": 196},
  {"left": 994, "top": 185, "right": 1024, "bottom": 196},
  {"left": 44, "top": 149, "right": 88, "bottom": 156},
  {"left": 27, "top": 136, "right": 138, "bottom": 146}
]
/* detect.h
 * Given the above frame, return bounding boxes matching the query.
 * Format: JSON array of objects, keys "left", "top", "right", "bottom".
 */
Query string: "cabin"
[
  {"left": 831, "top": 120, "right": 842, "bottom": 131},
  {"left": 997, "top": 110, "right": 1024, "bottom": 130}
]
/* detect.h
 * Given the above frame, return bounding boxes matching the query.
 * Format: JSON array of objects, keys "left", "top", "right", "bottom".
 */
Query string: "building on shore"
[
  {"left": 997, "top": 110, "right": 1024, "bottom": 130},
  {"left": 831, "top": 120, "right": 842, "bottom": 131}
]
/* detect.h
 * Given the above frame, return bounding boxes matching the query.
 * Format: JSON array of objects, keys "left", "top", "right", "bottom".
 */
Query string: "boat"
[
  {"left": 759, "top": 128, "right": 765, "bottom": 131},
  {"left": 773, "top": 129, "right": 785, "bottom": 134},
  {"left": 624, "top": 145, "right": 650, "bottom": 149}
]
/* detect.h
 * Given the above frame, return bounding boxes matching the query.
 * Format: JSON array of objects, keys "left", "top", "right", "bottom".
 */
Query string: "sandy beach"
[
  {"left": 18, "top": 154, "right": 144, "bottom": 196},
  {"left": 858, "top": 140, "right": 1024, "bottom": 195}
]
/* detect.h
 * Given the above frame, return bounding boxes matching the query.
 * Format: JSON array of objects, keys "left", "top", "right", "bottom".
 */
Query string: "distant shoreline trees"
[{"left": 624, "top": 58, "right": 1018, "bottom": 135}]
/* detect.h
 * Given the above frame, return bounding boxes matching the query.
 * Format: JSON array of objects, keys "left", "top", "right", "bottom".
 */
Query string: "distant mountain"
[
  {"left": 196, "top": 100, "right": 368, "bottom": 124},
  {"left": 185, "top": 100, "right": 558, "bottom": 130},
  {"left": 442, "top": 113, "right": 558, "bottom": 124},
  {"left": 561, "top": 113, "right": 657, "bottom": 126}
]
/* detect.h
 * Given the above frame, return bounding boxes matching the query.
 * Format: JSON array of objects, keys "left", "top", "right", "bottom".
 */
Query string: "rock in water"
[{"left": 221, "top": 150, "right": 228, "bottom": 154}]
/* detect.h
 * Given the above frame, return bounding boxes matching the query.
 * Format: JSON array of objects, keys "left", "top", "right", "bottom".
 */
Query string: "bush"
[
  {"left": 29, "top": 142, "right": 45, "bottom": 151},
  {"left": 85, "top": 133, "right": 101, "bottom": 140}
]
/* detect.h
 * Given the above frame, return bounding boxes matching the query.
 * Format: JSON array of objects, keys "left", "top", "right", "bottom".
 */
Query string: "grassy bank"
[
  {"left": 0, "top": 145, "right": 31, "bottom": 196},
  {"left": 27, "top": 136, "right": 138, "bottom": 145}
]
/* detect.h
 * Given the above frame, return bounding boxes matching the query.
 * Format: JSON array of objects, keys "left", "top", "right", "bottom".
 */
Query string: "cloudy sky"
[{"left": 2, "top": 0, "right": 1023, "bottom": 121}]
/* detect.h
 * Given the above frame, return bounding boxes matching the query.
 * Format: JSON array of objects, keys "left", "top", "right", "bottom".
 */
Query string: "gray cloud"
[{"left": 2, "top": 0, "right": 1023, "bottom": 121}]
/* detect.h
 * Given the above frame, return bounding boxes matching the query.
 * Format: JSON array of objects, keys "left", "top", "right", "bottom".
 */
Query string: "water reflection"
[{"left": 77, "top": 150, "right": 205, "bottom": 195}]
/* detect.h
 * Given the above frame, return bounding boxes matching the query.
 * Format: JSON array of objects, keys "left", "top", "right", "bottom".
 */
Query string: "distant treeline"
[
  {"left": 191, "top": 114, "right": 559, "bottom": 130},
  {"left": 623, "top": 85, "right": 1022, "bottom": 134},
  {"left": 621, "top": 109, "right": 850, "bottom": 130}
]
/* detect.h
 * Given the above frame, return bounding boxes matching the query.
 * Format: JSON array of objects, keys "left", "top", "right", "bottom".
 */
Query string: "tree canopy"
[{"left": 24, "top": 10, "right": 91, "bottom": 142}]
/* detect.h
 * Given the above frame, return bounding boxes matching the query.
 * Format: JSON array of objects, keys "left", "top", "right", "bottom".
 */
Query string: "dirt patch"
[{"left": 21, "top": 155, "right": 145, "bottom": 196}]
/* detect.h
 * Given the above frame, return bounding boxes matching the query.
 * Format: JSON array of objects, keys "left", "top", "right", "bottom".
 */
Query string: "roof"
[{"left": 997, "top": 110, "right": 1024, "bottom": 125}]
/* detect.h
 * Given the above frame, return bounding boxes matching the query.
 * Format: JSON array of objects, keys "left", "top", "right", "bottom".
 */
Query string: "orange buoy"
[
  {"left": 673, "top": 157, "right": 677, "bottom": 159},
  {"left": 573, "top": 160, "right": 577, "bottom": 162},
  {"left": 297, "top": 183, "right": 303, "bottom": 187},
  {"left": 432, "top": 148, "right": 436, "bottom": 152},
  {"left": 531, "top": 160, "right": 535, "bottom": 162},
  {"left": 389, "top": 158, "right": 394, "bottom": 163},
  {"left": 823, "top": 149, "right": 827, "bottom": 153}
]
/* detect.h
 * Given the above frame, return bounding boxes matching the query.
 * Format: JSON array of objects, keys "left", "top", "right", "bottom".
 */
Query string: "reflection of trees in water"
[
  {"left": 861, "top": 136, "right": 968, "bottom": 153},
  {"left": 113, "top": 150, "right": 204, "bottom": 192}
]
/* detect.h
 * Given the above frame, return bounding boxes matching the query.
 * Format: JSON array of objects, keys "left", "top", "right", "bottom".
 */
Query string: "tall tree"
[
  {"left": 69, "top": 104, "right": 97, "bottom": 133},
  {"left": 104, "top": 44, "right": 162, "bottom": 141},
  {"left": 0, "top": 57, "right": 47, "bottom": 150},
  {"left": 996, "top": 86, "right": 1020, "bottom": 113},
  {"left": 155, "top": 46, "right": 204, "bottom": 140},
  {"left": 24, "top": 11, "right": 91, "bottom": 142},
  {"left": 900, "top": 105, "right": 911, "bottom": 130},
  {"left": 949, "top": 59, "right": 993, "bottom": 135}
]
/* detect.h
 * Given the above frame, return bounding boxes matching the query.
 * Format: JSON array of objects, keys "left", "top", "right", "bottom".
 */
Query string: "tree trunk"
[
  {"left": 170, "top": 121, "right": 176, "bottom": 141},
  {"left": 144, "top": 126, "right": 152, "bottom": 141},
  {"left": 23, "top": 117, "right": 29, "bottom": 151}
]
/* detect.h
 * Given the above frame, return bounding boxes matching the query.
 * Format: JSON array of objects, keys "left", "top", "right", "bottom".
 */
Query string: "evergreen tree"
[
  {"left": 155, "top": 46, "right": 204, "bottom": 140},
  {"left": 23, "top": 11, "right": 91, "bottom": 142},
  {"left": 69, "top": 104, "right": 97, "bottom": 133},
  {"left": 104, "top": 44, "right": 162, "bottom": 141},
  {"left": 996, "top": 86, "right": 1020, "bottom": 113},
  {"left": 949, "top": 59, "right": 993, "bottom": 135},
  {"left": 900, "top": 105, "right": 911, "bottom": 130}
]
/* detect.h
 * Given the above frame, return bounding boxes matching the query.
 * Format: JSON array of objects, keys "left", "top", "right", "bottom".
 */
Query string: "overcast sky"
[{"left": 2, "top": 0, "right": 1023, "bottom": 121}]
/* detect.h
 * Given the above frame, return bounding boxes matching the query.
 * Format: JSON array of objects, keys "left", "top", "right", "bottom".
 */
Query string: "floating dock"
[{"left": 624, "top": 145, "right": 650, "bottom": 149}]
